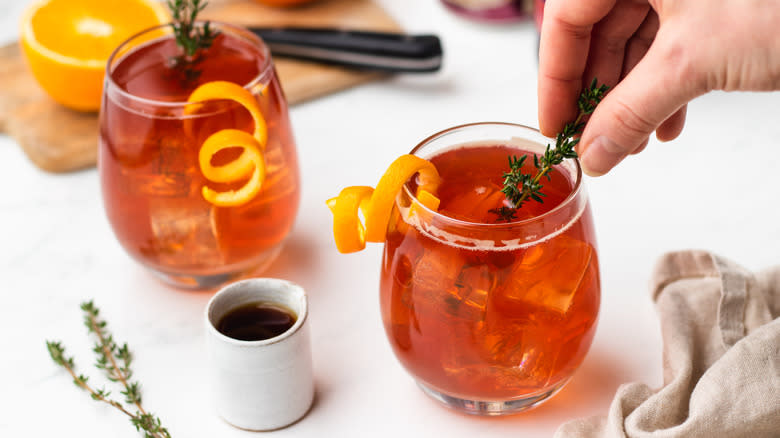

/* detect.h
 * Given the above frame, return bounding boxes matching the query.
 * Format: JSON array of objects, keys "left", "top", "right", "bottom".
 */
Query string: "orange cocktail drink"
[
  {"left": 377, "top": 123, "right": 600, "bottom": 414},
  {"left": 99, "top": 23, "right": 300, "bottom": 288}
]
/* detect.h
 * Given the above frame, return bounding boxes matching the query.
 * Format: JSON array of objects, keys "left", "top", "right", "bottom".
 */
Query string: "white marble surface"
[{"left": 1, "top": 0, "right": 778, "bottom": 436}]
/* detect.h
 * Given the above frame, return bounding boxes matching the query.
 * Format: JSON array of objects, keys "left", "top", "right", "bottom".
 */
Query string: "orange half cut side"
[{"left": 20, "top": 0, "right": 169, "bottom": 111}]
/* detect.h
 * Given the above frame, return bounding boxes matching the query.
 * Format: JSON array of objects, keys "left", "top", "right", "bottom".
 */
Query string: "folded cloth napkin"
[{"left": 556, "top": 250, "right": 780, "bottom": 438}]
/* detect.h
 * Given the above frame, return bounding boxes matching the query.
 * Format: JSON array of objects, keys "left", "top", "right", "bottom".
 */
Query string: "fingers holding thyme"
[{"left": 493, "top": 80, "right": 607, "bottom": 222}]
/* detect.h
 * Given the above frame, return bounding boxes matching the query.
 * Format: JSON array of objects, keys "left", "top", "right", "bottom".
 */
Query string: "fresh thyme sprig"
[
  {"left": 168, "top": 0, "right": 218, "bottom": 58},
  {"left": 167, "top": 0, "right": 218, "bottom": 83},
  {"left": 46, "top": 301, "right": 171, "bottom": 438},
  {"left": 491, "top": 78, "right": 609, "bottom": 222}
]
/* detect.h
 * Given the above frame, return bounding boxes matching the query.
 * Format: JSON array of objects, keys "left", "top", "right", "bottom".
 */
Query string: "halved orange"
[{"left": 20, "top": 0, "right": 169, "bottom": 111}]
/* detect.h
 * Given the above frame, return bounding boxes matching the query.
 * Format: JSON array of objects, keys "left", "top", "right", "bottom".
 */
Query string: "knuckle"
[
  {"left": 552, "top": 16, "right": 593, "bottom": 42},
  {"left": 631, "top": 33, "right": 654, "bottom": 53},
  {"left": 610, "top": 99, "right": 657, "bottom": 137},
  {"left": 594, "top": 34, "right": 628, "bottom": 56},
  {"left": 657, "top": 30, "right": 709, "bottom": 94}
]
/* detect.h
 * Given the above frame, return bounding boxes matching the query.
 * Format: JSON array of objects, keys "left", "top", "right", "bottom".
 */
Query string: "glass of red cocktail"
[
  {"left": 99, "top": 23, "right": 300, "bottom": 289},
  {"left": 379, "top": 122, "right": 600, "bottom": 414}
]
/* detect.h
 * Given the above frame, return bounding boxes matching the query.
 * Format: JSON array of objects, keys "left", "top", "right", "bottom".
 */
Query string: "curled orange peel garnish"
[
  {"left": 326, "top": 154, "right": 441, "bottom": 253},
  {"left": 199, "top": 129, "right": 266, "bottom": 207},
  {"left": 186, "top": 81, "right": 268, "bottom": 207},
  {"left": 326, "top": 186, "right": 374, "bottom": 254}
]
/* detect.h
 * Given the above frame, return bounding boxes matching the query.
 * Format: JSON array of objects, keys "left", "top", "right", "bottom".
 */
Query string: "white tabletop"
[{"left": 2, "top": 1, "right": 779, "bottom": 436}]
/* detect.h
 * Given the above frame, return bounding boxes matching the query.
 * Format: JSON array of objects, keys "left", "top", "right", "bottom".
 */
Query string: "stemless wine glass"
[
  {"left": 99, "top": 23, "right": 300, "bottom": 289},
  {"left": 379, "top": 123, "right": 600, "bottom": 415}
]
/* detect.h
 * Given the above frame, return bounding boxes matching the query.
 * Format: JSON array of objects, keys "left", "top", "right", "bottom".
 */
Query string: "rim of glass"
[
  {"left": 403, "top": 121, "right": 585, "bottom": 229},
  {"left": 104, "top": 21, "right": 273, "bottom": 108}
]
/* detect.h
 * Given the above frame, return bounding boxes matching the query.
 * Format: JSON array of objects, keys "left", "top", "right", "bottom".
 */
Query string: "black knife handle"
[{"left": 250, "top": 27, "right": 443, "bottom": 73}]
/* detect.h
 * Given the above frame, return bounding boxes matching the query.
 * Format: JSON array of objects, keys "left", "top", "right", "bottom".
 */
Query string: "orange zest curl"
[
  {"left": 186, "top": 81, "right": 268, "bottom": 207},
  {"left": 326, "top": 155, "right": 441, "bottom": 253}
]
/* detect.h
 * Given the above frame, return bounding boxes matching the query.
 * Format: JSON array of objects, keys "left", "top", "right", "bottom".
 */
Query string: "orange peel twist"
[
  {"left": 326, "top": 155, "right": 441, "bottom": 253},
  {"left": 186, "top": 81, "right": 268, "bottom": 207}
]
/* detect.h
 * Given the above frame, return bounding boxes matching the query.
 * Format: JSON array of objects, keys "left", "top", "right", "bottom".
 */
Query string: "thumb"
[{"left": 578, "top": 38, "right": 702, "bottom": 176}]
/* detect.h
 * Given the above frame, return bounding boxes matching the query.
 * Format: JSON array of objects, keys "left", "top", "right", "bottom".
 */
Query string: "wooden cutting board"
[{"left": 0, "top": 0, "right": 400, "bottom": 173}]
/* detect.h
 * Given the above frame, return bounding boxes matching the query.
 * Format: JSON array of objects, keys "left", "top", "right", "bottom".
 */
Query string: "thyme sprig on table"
[
  {"left": 46, "top": 301, "right": 171, "bottom": 438},
  {"left": 490, "top": 79, "right": 609, "bottom": 222},
  {"left": 167, "top": 0, "right": 219, "bottom": 83}
]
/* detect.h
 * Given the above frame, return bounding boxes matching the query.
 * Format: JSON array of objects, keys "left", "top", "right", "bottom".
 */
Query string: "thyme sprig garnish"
[
  {"left": 490, "top": 79, "right": 608, "bottom": 222},
  {"left": 46, "top": 301, "right": 171, "bottom": 438},
  {"left": 168, "top": 0, "right": 218, "bottom": 58},
  {"left": 167, "top": 0, "right": 218, "bottom": 83}
]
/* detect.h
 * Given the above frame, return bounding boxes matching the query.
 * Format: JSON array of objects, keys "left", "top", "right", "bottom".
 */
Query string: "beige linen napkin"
[{"left": 556, "top": 250, "right": 780, "bottom": 438}]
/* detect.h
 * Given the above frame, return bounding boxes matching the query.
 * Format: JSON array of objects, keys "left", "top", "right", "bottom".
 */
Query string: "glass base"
[
  {"left": 417, "top": 378, "right": 570, "bottom": 416},
  {"left": 146, "top": 242, "right": 285, "bottom": 290}
]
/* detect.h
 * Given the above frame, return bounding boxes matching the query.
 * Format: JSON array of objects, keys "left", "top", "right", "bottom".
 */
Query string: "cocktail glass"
[
  {"left": 380, "top": 122, "right": 600, "bottom": 415},
  {"left": 99, "top": 23, "right": 300, "bottom": 289}
]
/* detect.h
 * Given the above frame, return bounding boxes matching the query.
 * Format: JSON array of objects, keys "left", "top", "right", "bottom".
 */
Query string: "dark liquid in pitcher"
[{"left": 217, "top": 302, "right": 297, "bottom": 341}]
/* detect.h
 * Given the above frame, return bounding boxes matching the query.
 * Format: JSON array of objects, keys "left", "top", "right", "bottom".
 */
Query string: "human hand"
[{"left": 538, "top": 0, "right": 780, "bottom": 176}]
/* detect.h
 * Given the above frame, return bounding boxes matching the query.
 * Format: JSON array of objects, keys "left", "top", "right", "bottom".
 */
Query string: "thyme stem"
[
  {"left": 166, "top": 0, "right": 218, "bottom": 85},
  {"left": 167, "top": 0, "right": 218, "bottom": 59},
  {"left": 84, "top": 303, "right": 146, "bottom": 416},
  {"left": 46, "top": 301, "right": 171, "bottom": 438},
  {"left": 47, "top": 342, "right": 137, "bottom": 419},
  {"left": 492, "top": 79, "right": 608, "bottom": 222}
]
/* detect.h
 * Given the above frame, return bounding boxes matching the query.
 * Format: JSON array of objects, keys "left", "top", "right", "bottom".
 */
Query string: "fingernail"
[{"left": 580, "top": 136, "right": 627, "bottom": 177}]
